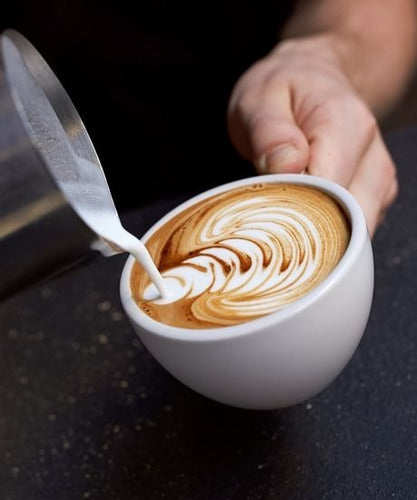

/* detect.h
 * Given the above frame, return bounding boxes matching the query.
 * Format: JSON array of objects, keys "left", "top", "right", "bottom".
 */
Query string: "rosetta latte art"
[{"left": 131, "top": 183, "right": 350, "bottom": 328}]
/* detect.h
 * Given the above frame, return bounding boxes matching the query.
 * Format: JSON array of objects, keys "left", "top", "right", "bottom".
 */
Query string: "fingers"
[
  {"left": 304, "top": 95, "right": 376, "bottom": 187},
  {"left": 348, "top": 130, "right": 398, "bottom": 235},
  {"left": 228, "top": 80, "right": 310, "bottom": 174},
  {"left": 302, "top": 96, "right": 398, "bottom": 235}
]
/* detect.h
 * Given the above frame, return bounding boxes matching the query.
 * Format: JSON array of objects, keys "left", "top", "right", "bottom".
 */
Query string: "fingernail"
[{"left": 260, "top": 145, "right": 299, "bottom": 173}]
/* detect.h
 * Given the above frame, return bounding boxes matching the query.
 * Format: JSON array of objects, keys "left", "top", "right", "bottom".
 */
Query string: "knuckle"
[
  {"left": 341, "top": 95, "right": 379, "bottom": 145},
  {"left": 261, "top": 67, "right": 284, "bottom": 88},
  {"left": 385, "top": 172, "right": 399, "bottom": 206},
  {"left": 315, "top": 94, "right": 375, "bottom": 130},
  {"left": 247, "top": 110, "right": 273, "bottom": 131},
  {"left": 274, "top": 39, "right": 295, "bottom": 54},
  {"left": 360, "top": 108, "right": 378, "bottom": 143},
  {"left": 381, "top": 182, "right": 398, "bottom": 213},
  {"left": 393, "top": 177, "right": 399, "bottom": 200},
  {"left": 378, "top": 156, "right": 398, "bottom": 208},
  {"left": 238, "top": 90, "right": 260, "bottom": 115},
  {"left": 385, "top": 158, "right": 397, "bottom": 179},
  {"left": 391, "top": 176, "right": 399, "bottom": 199},
  {"left": 380, "top": 153, "right": 397, "bottom": 182},
  {"left": 304, "top": 96, "right": 344, "bottom": 130},
  {"left": 229, "top": 88, "right": 261, "bottom": 125}
]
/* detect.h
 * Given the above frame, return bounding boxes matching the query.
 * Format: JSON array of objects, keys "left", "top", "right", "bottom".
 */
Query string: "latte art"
[{"left": 131, "top": 183, "right": 350, "bottom": 328}]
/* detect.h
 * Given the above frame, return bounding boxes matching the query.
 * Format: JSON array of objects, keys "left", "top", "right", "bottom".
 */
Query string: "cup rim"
[{"left": 120, "top": 174, "right": 368, "bottom": 342}]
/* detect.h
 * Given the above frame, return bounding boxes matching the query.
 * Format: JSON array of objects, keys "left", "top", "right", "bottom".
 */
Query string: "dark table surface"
[{"left": 1, "top": 127, "right": 417, "bottom": 500}]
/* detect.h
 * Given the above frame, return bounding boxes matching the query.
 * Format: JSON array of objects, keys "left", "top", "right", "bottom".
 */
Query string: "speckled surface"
[{"left": 1, "top": 129, "right": 417, "bottom": 499}]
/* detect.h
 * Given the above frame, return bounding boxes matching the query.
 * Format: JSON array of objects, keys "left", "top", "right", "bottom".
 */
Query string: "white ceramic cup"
[{"left": 120, "top": 174, "right": 374, "bottom": 410}]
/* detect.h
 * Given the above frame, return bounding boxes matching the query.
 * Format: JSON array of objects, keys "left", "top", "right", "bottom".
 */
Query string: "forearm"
[{"left": 281, "top": 0, "right": 417, "bottom": 117}]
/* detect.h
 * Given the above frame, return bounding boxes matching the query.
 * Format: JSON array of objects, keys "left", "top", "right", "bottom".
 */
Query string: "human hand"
[{"left": 227, "top": 35, "right": 398, "bottom": 236}]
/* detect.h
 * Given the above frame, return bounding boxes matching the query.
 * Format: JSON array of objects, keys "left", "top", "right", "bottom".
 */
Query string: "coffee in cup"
[{"left": 131, "top": 183, "right": 351, "bottom": 328}]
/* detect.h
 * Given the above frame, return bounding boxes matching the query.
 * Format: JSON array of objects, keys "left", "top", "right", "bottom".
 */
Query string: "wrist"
[
  {"left": 279, "top": 0, "right": 417, "bottom": 118},
  {"left": 327, "top": 30, "right": 388, "bottom": 116},
  {"left": 275, "top": 27, "right": 416, "bottom": 119}
]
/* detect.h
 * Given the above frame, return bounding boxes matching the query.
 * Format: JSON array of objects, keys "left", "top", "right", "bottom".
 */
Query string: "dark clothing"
[{"left": 5, "top": 1, "right": 294, "bottom": 210}]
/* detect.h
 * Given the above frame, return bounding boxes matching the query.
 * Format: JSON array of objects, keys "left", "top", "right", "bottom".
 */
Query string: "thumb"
[{"left": 228, "top": 85, "right": 310, "bottom": 174}]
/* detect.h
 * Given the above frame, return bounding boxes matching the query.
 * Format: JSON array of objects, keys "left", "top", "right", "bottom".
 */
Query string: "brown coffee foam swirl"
[{"left": 131, "top": 183, "right": 350, "bottom": 328}]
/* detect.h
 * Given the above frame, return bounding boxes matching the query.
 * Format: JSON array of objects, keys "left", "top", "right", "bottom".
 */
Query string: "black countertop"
[{"left": 1, "top": 128, "right": 417, "bottom": 499}]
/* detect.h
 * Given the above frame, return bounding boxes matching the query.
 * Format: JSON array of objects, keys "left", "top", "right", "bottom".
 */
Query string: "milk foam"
[
  {"left": 144, "top": 204, "right": 322, "bottom": 304},
  {"left": 133, "top": 184, "right": 350, "bottom": 328}
]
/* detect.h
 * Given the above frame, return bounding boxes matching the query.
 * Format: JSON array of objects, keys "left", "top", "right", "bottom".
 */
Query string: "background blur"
[{"left": 2, "top": 1, "right": 416, "bottom": 211}]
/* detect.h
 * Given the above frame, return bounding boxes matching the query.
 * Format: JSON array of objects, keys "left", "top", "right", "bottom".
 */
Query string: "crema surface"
[{"left": 131, "top": 183, "right": 350, "bottom": 328}]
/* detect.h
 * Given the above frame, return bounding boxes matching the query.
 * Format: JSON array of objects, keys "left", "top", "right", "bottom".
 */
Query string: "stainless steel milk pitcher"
[{"left": 0, "top": 30, "right": 119, "bottom": 299}]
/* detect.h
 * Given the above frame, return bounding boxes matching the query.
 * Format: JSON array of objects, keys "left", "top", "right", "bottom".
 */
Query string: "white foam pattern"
[{"left": 140, "top": 184, "right": 350, "bottom": 326}]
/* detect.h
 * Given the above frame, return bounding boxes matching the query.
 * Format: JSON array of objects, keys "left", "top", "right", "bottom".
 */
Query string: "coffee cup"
[{"left": 120, "top": 174, "right": 373, "bottom": 409}]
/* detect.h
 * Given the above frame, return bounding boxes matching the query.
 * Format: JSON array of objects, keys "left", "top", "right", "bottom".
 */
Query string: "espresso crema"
[{"left": 131, "top": 183, "right": 350, "bottom": 328}]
